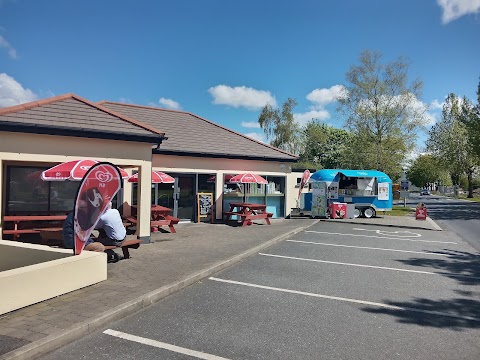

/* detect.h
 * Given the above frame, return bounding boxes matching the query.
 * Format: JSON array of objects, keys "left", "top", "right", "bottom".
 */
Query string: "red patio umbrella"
[
  {"left": 229, "top": 173, "right": 268, "bottom": 202},
  {"left": 41, "top": 160, "right": 129, "bottom": 181},
  {"left": 228, "top": 173, "right": 268, "bottom": 184},
  {"left": 128, "top": 171, "right": 175, "bottom": 183}
]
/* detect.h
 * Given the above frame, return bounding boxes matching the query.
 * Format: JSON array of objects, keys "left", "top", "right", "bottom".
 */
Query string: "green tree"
[
  {"left": 258, "top": 98, "right": 302, "bottom": 155},
  {"left": 337, "top": 50, "right": 428, "bottom": 180},
  {"left": 427, "top": 93, "right": 479, "bottom": 197},
  {"left": 296, "top": 121, "right": 352, "bottom": 170},
  {"left": 407, "top": 154, "right": 441, "bottom": 188},
  {"left": 460, "top": 78, "right": 480, "bottom": 157}
]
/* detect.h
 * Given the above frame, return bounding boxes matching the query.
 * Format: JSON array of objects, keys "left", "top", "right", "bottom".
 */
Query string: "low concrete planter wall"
[{"left": 0, "top": 240, "right": 107, "bottom": 315}]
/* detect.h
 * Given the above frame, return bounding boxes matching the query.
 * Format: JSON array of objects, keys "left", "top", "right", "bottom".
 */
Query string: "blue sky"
[{"left": 1, "top": 0, "right": 479, "bottom": 155}]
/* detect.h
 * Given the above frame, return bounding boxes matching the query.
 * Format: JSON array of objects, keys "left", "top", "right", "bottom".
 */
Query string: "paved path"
[{"left": 0, "top": 216, "right": 440, "bottom": 359}]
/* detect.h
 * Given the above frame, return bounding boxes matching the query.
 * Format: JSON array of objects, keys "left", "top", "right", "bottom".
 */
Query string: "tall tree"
[
  {"left": 297, "top": 121, "right": 352, "bottom": 170},
  {"left": 337, "top": 50, "right": 428, "bottom": 179},
  {"left": 258, "top": 98, "right": 302, "bottom": 155},
  {"left": 407, "top": 154, "right": 441, "bottom": 188},
  {"left": 427, "top": 93, "right": 479, "bottom": 197},
  {"left": 460, "top": 78, "right": 480, "bottom": 157}
]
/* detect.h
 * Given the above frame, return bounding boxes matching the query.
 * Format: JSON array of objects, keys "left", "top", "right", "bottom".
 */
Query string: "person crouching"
[{"left": 95, "top": 202, "right": 126, "bottom": 247}]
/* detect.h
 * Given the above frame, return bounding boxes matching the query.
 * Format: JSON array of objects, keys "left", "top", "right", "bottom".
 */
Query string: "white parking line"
[
  {"left": 259, "top": 253, "right": 480, "bottom": 280},
  {"left": 305, "top": 230, "right": 456, "bottom": 244},
  {"left": 352, "top": 228, "right": 421, "bottom": 238},
  {"left": 209, "top": 277, "right": 480, "bottom": 323},
  {"left": 287, "top": 240, "right": 451, "bottom": 256},
  {"left": 103, "top": 329, "right": 230, "bottom": 360}
]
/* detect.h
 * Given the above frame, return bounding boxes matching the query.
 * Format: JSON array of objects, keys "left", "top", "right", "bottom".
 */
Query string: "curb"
[
  {"left": 425, "top": 217, "right": 443, "bottom": 231},
  {"left": 320, "top": 217, "right": 443, "bottom": 231},
  {"left": 0, "top": 220, "right": 319, "bottom": 360}
]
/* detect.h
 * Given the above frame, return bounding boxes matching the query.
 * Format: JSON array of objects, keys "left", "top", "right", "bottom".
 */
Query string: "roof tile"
[
  {"left": 100, "top": 102, "right": 298, "bottom": 161},
  {"left": 0, "top": 94, "right": 165, "bottom": 142}
]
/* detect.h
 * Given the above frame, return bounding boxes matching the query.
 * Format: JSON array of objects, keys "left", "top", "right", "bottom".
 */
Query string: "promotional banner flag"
[
  {"left": 298, "top": 169, "right": 311, "bottom": 203},
  {"left": 73, "top": 162, "right": 123, "bottom": 255}
]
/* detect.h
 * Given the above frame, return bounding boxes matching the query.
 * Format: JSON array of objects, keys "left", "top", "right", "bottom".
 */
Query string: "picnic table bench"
[
  {"left": 32, "top": 227, "right": 143, "bottom": 258},
  {"left": 123, "top": 215, "right": 180, "bottom": 234},
  {"left": 103, "top": 239, "right": 143, "bottom": 259},
  {"left": 3, "top": 215, "right": 67, "bottom": 241},
  {"left": 223, "top": 202, "right": 273, "bottom": 227}
]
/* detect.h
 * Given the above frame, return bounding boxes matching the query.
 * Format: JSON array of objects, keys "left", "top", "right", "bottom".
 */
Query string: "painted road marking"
[
  {"left": 209, "top": 277, "right": 480, "bottom": 323},
  {"left": 352, "top": 228, "right": 421, "bottom": 238},
  {"left": 305, "top": 230, "right": 456, "bottom": 244},
  {"left": 287, "top": 240, "right": 451, "bottom": 256},
  {"left": 258, "top": 253, "right": 480, "bottom": 280},
  {"left": 103, "top": 329, "right": 230, "bottom": 360}
]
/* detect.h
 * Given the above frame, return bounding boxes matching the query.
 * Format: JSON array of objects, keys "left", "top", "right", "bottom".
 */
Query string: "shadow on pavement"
[
  {"left": 362, "top": 249, "right": 480, "bottom": 330},
  {"left": 361, "top": 297, "right": 480, "bottom": 330},
  {"left": 397, "top": 249, "right": 480, "bottom": 286},
  {"left": 427, "top": 203, "right": 480, "bottom": 221}
]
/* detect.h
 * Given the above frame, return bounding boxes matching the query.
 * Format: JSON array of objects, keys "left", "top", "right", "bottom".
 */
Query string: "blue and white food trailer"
[{"left": 308, "top": 169, "right": 393, "bottom": 218}]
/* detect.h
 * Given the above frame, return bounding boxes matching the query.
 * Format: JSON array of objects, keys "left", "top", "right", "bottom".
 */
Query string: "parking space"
[{"left": 42, "top": 221, "right": 480, "bottom": 360}]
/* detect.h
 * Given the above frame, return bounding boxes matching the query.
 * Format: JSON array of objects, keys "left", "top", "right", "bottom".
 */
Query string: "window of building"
[
  {"left": 6, "top": 166, "right": 78, "bottom": 215},
  {"left": 6, "top": 165, "right": 120, "bottom": 215}
]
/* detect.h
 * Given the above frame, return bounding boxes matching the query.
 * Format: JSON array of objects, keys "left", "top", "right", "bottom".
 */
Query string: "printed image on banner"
[
  {"left": 298, "top": 169, "right": 311, "bottom": 201},
  {"left": 73, "top": 162, "right": 122, "bottom": 255}
]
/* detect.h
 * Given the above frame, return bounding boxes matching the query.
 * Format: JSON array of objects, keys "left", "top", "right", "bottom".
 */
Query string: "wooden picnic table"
[
  {"left": 3, "top": 215, "right": 67, "bottom": 240},
  {"left": 33, "top": 220, "right": 131, "bottom": 246},
  {"left": 223, "top": 202, "right": 273, "bottom": 227},
  {"left": 128, "top": 205, "right": 180, "bottom": 233}
]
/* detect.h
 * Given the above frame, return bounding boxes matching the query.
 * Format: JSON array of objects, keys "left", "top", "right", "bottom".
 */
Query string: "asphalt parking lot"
[{"left": 41, "top": 221, "right": 480, "bottom": 360}]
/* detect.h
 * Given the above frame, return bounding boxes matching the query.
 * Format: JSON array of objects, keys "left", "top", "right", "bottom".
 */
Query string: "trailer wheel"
[
  {"left": 363, "top": 207, "right": 376, "bottom": 218},
  {"left": 353, "top": 208, "right": 361, "bottom": 218}
]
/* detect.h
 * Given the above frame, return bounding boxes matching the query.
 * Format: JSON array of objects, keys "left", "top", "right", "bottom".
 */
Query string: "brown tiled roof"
[
  {"left": 99, "top": 102, "right": 298, "bottom": 161},
  {"left": 0, "top": 94, "right": 165, "bottom": 143}
]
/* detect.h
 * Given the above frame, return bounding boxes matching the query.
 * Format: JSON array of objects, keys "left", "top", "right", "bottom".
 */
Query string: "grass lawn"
[
  {"left": 460, "top": 196, "right": 480, "bottom": 203},
  {"left": 386, "top": 205, "right": 415, "bottom": 216}
]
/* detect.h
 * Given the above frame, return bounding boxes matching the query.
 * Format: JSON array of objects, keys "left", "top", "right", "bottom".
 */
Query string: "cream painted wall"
[
  {"left": 0, "top": 132, "right": 154, "bottom": 240},
  {"left": 0, "top": 240, "right": 106, "bottom": 315},
  {"left": 0, "top": 132, "right": 152, "bottom": 164}
]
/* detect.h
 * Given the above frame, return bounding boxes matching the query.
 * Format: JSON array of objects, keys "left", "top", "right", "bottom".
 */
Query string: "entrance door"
[
  {"left": 152, "top": 174, "right": 195, "bottom": 220},
  {"left": 173, "top": 174, "right": 195, "bottom": 220}
]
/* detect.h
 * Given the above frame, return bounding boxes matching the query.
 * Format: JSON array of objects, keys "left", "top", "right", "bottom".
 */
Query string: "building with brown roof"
[{"left": 0, "top": 93, "right": 301, "bottom": 246}]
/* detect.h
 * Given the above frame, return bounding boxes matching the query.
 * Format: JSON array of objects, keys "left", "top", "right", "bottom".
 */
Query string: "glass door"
[{"left": 173, "top": 174, "right": 195, "bottom": 220}]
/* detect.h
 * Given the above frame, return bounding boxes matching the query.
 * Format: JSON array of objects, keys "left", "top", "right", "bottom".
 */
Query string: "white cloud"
[
  {"left": 0, "top": 73, "right": 37, "bottom": 107},
  {"left": 243, "top": 132, "right": 265, "bottom": 143},
  {"left": 208, "top": 85, "right": 277, "bottom": 110},
  {"left": 407, "top": 95, "right": 437, "bottom": 126},
  {"left": 292, "top": 85, "right": 345, "bottom": 126},
  {"left": 118, "top": 97, "right": 133, "bottom": 104},
  {"left": 293, "top": 109, "right": 330, "bottom": 125},
  {"left": 430, "top": 99, "right": 444, "bottom": 110},
  {"left": 0, "top": 34, "right": 17, "bottom": 59},
  {"left": 437, "top": 0, "right": 480, "bottom": 23},
  {"left": 306, "top": 85, "right": 346, "bottom": 106},
  {"left": 159, "top": 97, "right": 181, "bottom": 110},
  {"left": 241, "top": 121, "right": 260, "bottom": 128},
  {"left": 358, "top": 93, "right": 438, "bottom": 127}
]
